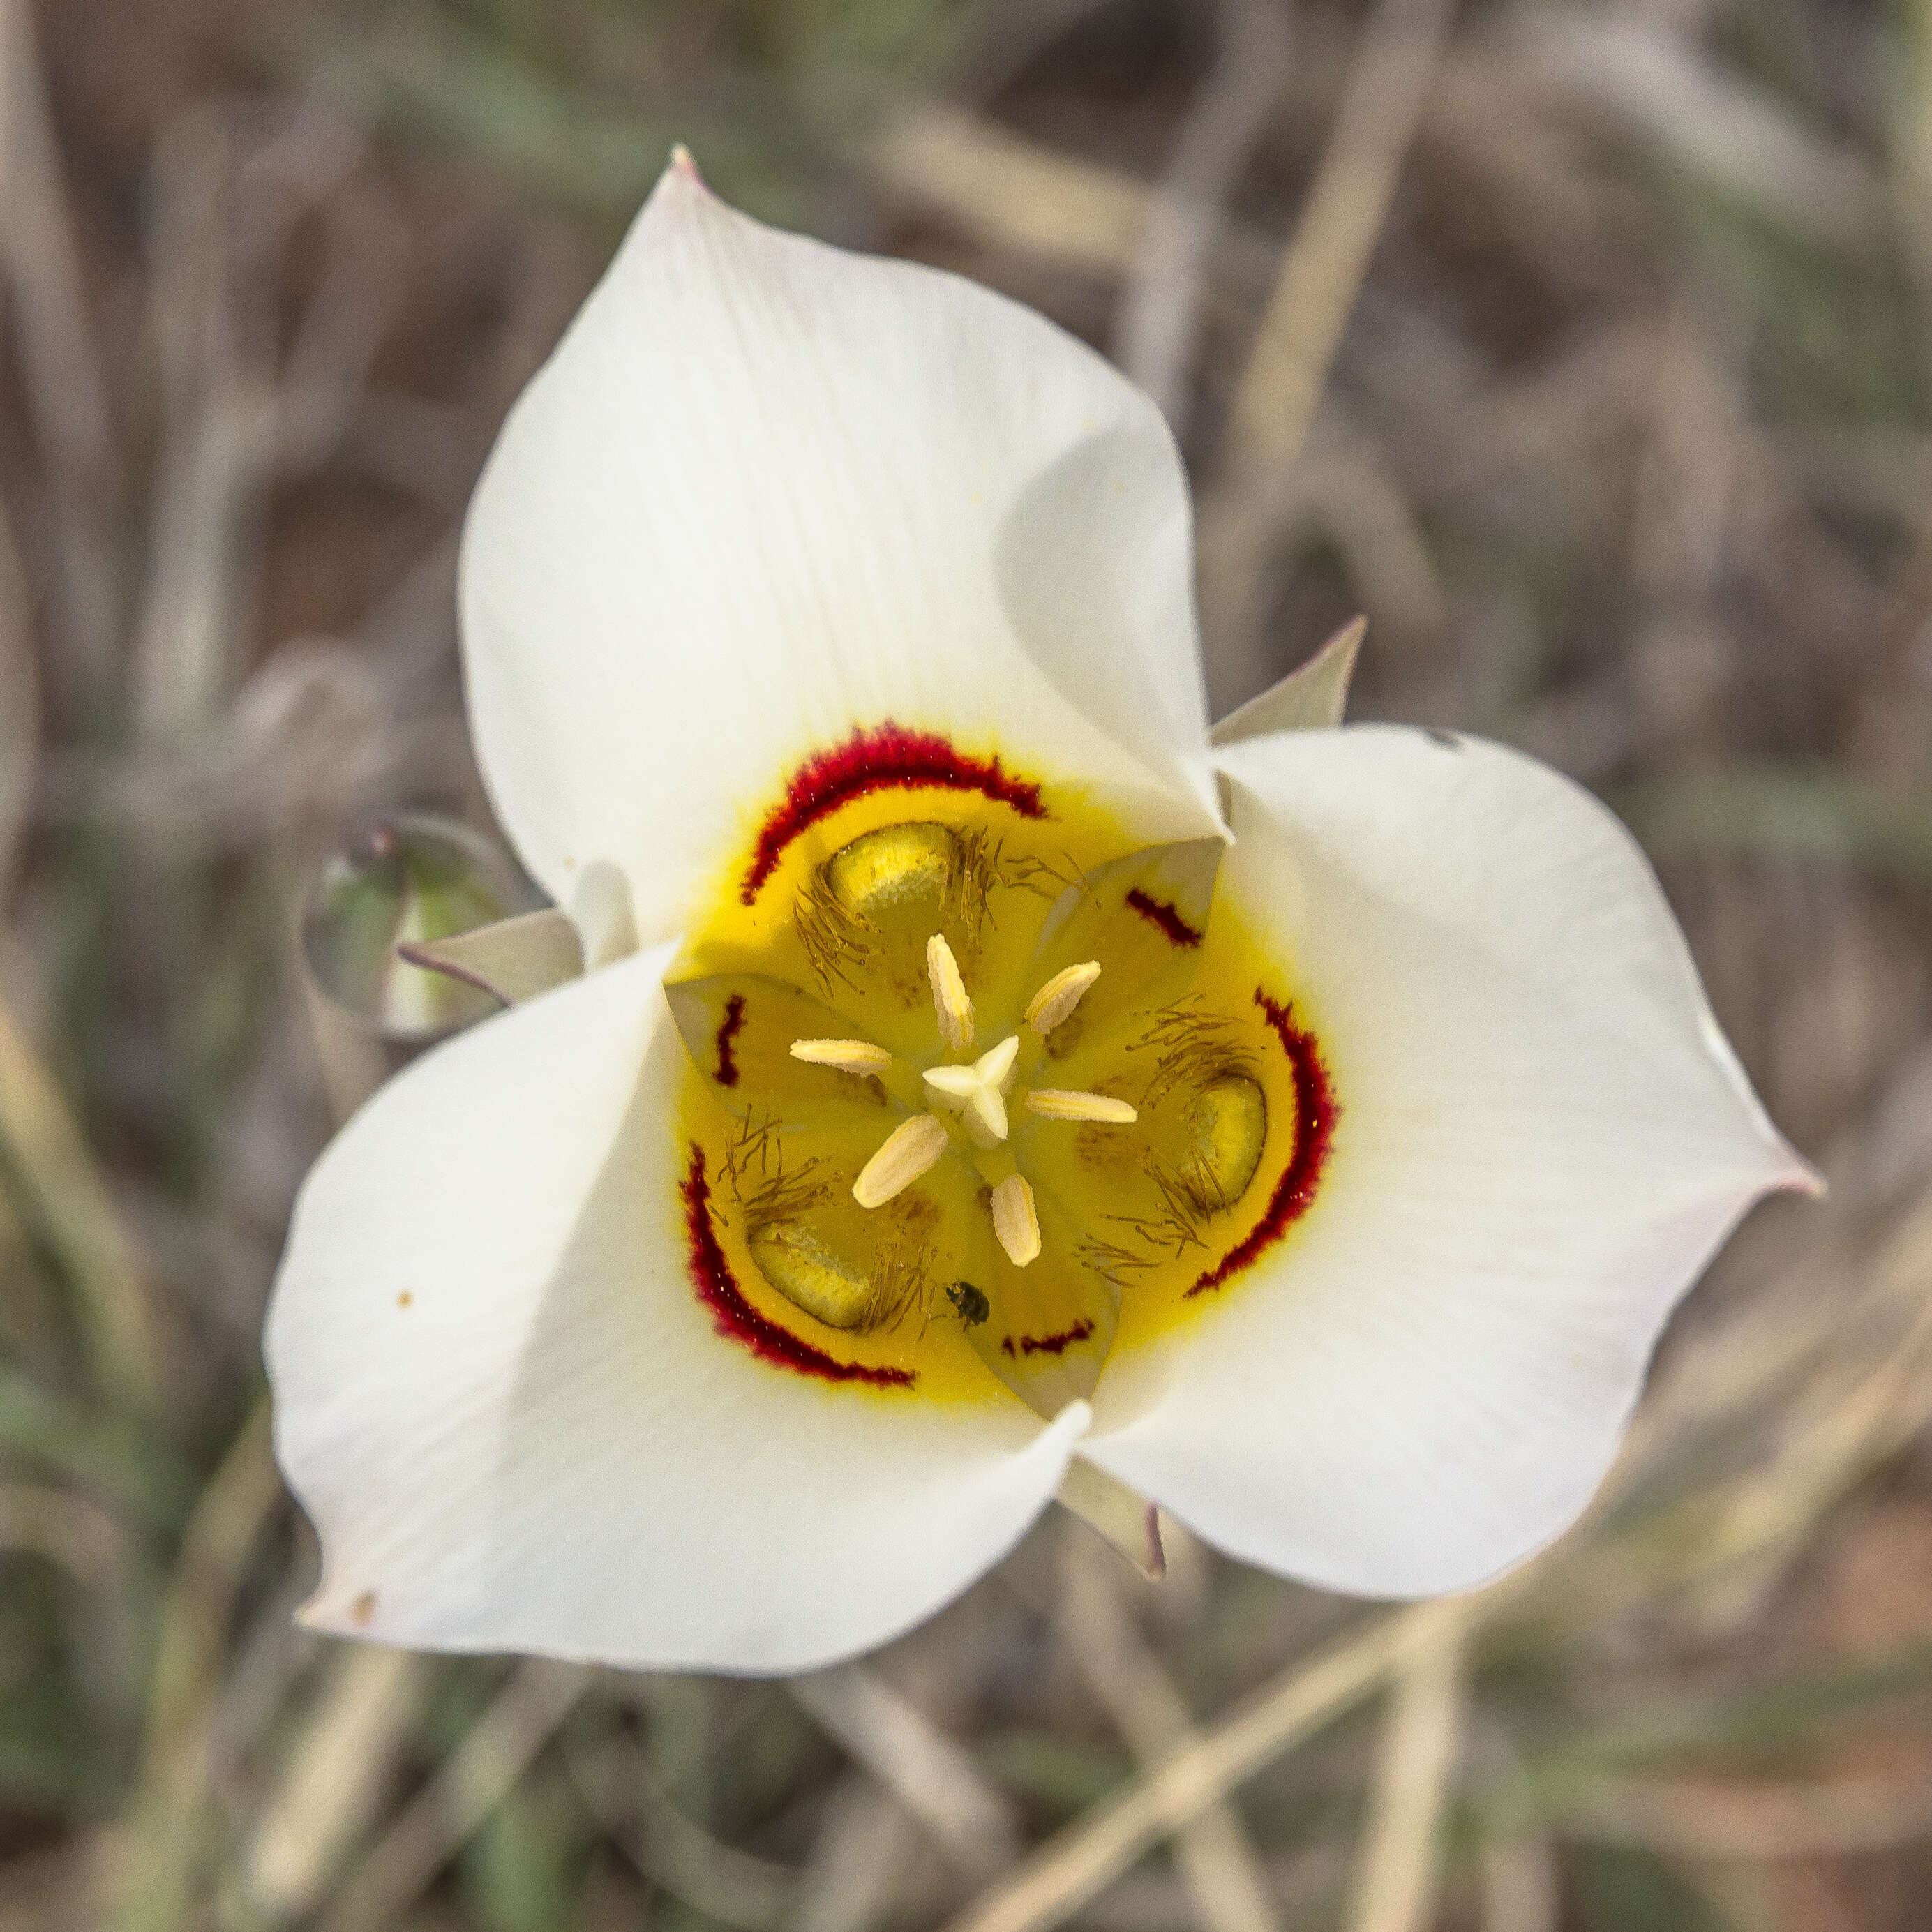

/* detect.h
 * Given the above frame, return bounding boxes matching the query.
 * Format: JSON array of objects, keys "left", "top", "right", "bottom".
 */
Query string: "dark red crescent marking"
[
  {"left": 712, "top": 994, "right": 747, "bottom": 1087},
  {"left": 681, "top": 1148, "right": 914, "bottom": 1387},
  {"left": 1000, "top": 1318, "right": 1095, "bottom": 1359},
  {"left": 1186, "top": 990, "right": 1338, "bottom": 1298},
  {"left": 1125, "top": 888, "right": 1203, "bottom": 948},
  {"left": 741, "top": 722, "right": 1047, "bottom": 904}
]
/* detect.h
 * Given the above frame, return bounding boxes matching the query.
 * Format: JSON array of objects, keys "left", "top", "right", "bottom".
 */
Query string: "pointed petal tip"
[
  {"left": 1208, "top": 611, "right": 1368, "bottom": 745},
  {"left": 1783, "top": 1151, "right": 1827, "bottom": 1199},
  {"left": 645, "top": 143, "right": 717, "bottom": 222}
]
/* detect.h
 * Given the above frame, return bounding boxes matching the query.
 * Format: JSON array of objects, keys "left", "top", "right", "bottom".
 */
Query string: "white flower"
[{"left": 265, "top": 155, "right": 1813, "bottom": 1674}]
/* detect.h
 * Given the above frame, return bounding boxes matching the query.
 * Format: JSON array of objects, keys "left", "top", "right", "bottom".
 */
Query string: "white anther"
[
  {"left": 1026, "top": 961, "right": 1101, "bottom": 1033},
  {"left": 790, "top": 1038, "right": 893, "bottom": 1077},
  {"left": 989, "top": 1174, "right": 1042, "bottom": 1268},
  {"left": 852, "top": 1114, "right": 950, "bottom": 1210},
  {"left": 924, "top": 1033, "right": 1019, "bottom": 1148},
  {"left": 1025, "top": 1088, "right": 1138, "bottom": 1124},
  {"left": 926, "top": 934, "right": 975, "bottom": 1051}
]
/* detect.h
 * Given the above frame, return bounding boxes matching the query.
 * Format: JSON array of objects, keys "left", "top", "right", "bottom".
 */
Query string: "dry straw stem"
[
  {"left": 1197, "top": 0, "right": 1455, "bottom": 696},
  {"left": 1222, "top": 0, "right": 1457, "bottom": 474},
  {"left": 316, "top": 1658, "right": 588, "bottom": 1932},
  {"left": 116, "top": 1399, "right": 281, "bottom": 1932},
  {"left": 869, "top": 105, "right": 1278, "bottom": 304},
  {"left": 871, "top": 107, "right": 1151, "bottom": 283},
  {"left": 1477, "top": 1838, "right": 1559, "bottom": 1932},
  {"left": 1111, "top": 0, "right": 1293, "bottom": 430},
  {"left": 0, "top": 500, "right": 36, "bottom": 905},
  {"left": 1567, "top": 1770, "right": 1932, "bottom": 1862},
  {"left": 0, "top": 1478, "right": 123, "bottom": 1593},
  {"left": 791, "top": 1662, "right": 1021, "bottom": 1882},
  {"left": 943, "top": 1562, "right": 1539, "bottom": 1932},
  {"left": 1575, "top": 1144, "right": 1932, "bottom": 1638},
  {"left": 1513, "top": 13, "right": 1878, "bottom": 249},
  {"left": 0, "top": 1829, "right": 128, "bottom": 1932},
  {"left": 1057, "top": 1537, "right": 1277, "bottom": 1932},
  {"left": 0, "top": 992, "right": 163, "bottom": 1415},
  {"left": 0, "top": 0, "right": 118, "bottom": 695},
  {"left": 567, "top": 1732, "right": 799, "bottom": 1931},
  {"left": 1342, "top": 1599, "right": 1469, "bottom": 1932},
  {"left": 792, "top": 1777, "right": 927, "bottom": 1932},
  {"left": 1682, "top": 1195, "right": 1932, "bottom": 1622},
  {"left": 243, "top": 1643, "right": 433, "bottom": 1923},
  {"left": 133, "top": 107, "right": 404, "bottom": 747}
]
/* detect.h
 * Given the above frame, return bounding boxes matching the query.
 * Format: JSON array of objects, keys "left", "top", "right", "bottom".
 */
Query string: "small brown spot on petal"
[
  {"left": 351, "top": 1589, "right": 377, "bottom": 1626},
  {"left": 396, "top": 1291, "right": 413, "bottom": 1309}
]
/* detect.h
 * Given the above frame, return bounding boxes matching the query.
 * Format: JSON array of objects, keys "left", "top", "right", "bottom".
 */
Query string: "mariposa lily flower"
[{"left": 267, "top": 153, "right": 1813, "bottom": 1672}]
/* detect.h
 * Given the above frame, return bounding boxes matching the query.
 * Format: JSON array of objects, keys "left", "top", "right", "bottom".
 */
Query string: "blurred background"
[{"left": 0, "top": 0, "right": 1929, "bottom": 1927}]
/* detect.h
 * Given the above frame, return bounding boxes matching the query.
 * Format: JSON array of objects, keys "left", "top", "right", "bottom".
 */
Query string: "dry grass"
[{"left": 1, "top": 0, "right": 1930, "bottom": 1928}]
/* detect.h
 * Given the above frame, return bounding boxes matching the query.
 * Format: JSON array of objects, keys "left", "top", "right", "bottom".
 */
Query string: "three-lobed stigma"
[{"left": 667, "top": 771, "right": 1336, "bottom": 1416}]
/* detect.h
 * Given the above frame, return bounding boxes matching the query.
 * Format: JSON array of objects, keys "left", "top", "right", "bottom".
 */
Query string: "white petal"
[
  {"left": 268, "top": 948, "right": 1087, "bottom": 1672},
  {"left": 460, "top": 159, "right": 1220, "bottom": 944},
  {"left": 1084, "top": 726, "right": 1813, "bottom": 1597}
]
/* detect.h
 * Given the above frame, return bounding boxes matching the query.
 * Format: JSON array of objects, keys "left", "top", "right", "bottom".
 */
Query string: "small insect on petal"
[
  {"left": 990, "top": 1174, "right": 1042, "bottom": 1268},
  {"left": 1026, "top": 1089, "right": 1138, "bottom": 1124},
  {"left": 790, "top": 1038, "right": 894, "bottom": 1077},
  {"left": 1026, "top": 961, "right": 1101, "bottom": 1034},
  {"left": 926, "top": 934, "right": 975, "bottom": 1051},
  {"left": 852, "top": 1114, "right": 950, "bottom": 1209}
]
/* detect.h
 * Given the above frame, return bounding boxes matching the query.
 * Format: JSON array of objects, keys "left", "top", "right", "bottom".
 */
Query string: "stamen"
[
  {"left": 1026, "top": 961, "right": 1100, "bottom": 1033},
  {"left": 853, "top": 1114, "right": 949, "bottom": 1209},
  {"left": 1026, "top": 1089, "right": 1139, "bottom": 1125},
  {"left": 926, "top": 934, "right": 975, "bottom": 1051},
  {"left": 790, "top": 1038, "right": 893, "bottom": 1077},
  {"left": 989, "top": 1174, "right": 1042, "bottom": 1268}
]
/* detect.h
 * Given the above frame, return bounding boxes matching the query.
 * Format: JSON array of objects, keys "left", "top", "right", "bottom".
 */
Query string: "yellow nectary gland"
[
  {"left": 825, "top": 822, "right": 958, "bottom": 920},
  {"left": 747, "top": 1221, "right": 876, "bottom": 1330},
  {"left": 1181, "top": 1075, "right": 1268, "bottom": 1212}
]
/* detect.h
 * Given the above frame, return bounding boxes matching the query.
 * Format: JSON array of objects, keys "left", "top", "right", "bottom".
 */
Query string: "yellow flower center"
[{"left": 666, "top": 728, "right": 1336, "bottom": 1416}]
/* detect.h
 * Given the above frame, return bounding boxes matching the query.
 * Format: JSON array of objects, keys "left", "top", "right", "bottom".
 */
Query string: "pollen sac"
[
  {"left": 748, "top": 1222, "right": 876, "bottom": 1331},
  {"left": 1181, "top": 1075, "right": 1268, "bottom": 1212}
]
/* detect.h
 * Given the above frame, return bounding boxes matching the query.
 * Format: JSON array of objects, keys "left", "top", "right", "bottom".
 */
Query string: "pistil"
[{"left": 922, "top": 1035, "right": 1019, "bottom": 1147}]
